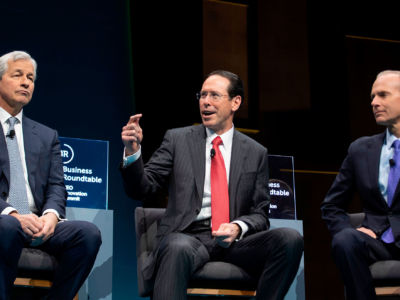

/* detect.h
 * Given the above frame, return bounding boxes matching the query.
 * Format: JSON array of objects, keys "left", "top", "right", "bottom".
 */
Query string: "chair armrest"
[
  {"left": 348, "top": 212, "right": 365, "bottom": 228},
  {"left": 135, "top": 207, "right": 166, "bottom": 254}
]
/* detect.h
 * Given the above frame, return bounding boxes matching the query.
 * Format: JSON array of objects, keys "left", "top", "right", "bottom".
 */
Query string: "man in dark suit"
[
  {"left": 321, "top": 70, "right": 400, "bottom": 300},
  {"left": 0, "top": 50, "right": 102, "bottom": 300},
  {"left": 121, "top": 70, "right": 304, "bottom": 300}
]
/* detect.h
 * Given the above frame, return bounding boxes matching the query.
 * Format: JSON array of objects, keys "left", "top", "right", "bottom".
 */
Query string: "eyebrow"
[
  {"left": 12, "top": 68, "right": 34, "bottom": 78},
  {"left": 12, "top": 68, "right": 33, "bottom": 73}
]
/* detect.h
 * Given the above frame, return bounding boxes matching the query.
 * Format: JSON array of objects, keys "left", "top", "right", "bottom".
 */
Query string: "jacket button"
[
  {"left": 1, "top": 192, "right": 7, "bottom": 198},
  {"left": 195, "top": 209, "right": 200, "bottom": 214}
]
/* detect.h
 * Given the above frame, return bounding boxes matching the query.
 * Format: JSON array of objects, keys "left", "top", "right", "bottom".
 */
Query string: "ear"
[{"left": 231, "top": 96, "right": 242, "bottom": 112}]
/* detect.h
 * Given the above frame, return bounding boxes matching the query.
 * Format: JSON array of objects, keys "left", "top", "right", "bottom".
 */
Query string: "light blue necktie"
[
  {"left": 382, "top": 139, "right": 400, "bottom": 243},
  {"left": 6, "top": 117, "right": 30, "bottom": 214}
]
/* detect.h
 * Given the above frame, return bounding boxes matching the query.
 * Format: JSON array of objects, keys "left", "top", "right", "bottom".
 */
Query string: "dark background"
[{"left": 3, "top": 0, "right": 400, "bottom": 299}]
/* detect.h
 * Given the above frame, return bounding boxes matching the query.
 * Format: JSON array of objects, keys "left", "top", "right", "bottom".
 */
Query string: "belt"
[
  {"left": 185, "top": 218, "right": 211, "bottom": 233},
  {"left": 193, "top": 218, "right": 211, "bottom": 227}
]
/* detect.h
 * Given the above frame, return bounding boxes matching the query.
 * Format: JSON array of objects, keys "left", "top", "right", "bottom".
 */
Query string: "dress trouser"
[
  {"left": 152, "top": 223, "right": 304, "bottom": 300},
  {"left": 0, "top": 215, "right": 102, "bottom": 300},
  {"left": 331, "top": 227, "right": 400, "bottom": 300}
]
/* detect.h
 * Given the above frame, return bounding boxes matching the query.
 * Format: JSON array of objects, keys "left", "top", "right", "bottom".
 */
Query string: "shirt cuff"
[
  {"left": 123, "top": 147, "right": 141, "bottom": 168},
  {"left": 232, "top": 220, "right": 248, "bottom": 240},
  {"left": 2, "top": 207, "right": 65, "bottom": 221},
  {"left": 1, "top": 207, "right": 17, "bottom": 215},
  {"left": 43, "top": 209, "right": 65, "bottom": 221}
]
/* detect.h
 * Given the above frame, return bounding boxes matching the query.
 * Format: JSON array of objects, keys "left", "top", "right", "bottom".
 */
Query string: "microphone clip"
[
  {"left": 210, "top": 148, "right": 215, "bottom": 158},
  {"left": 7, "top": 129, "right": 15, "bottom": 139},
  {"left": 390, "top": 158, "right": 396, "bottom": 167}
]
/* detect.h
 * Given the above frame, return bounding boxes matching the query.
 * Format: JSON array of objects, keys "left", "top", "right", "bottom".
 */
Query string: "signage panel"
[
  {"left": 59, "top": 137, "right": 109, "bottom": 209},
  {"left": 268, "top": 155, "right": 296, "bottom": 219}
]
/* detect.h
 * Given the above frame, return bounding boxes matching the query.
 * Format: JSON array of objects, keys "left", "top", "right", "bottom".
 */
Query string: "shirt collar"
[
  {"left": 205, "top": 125, "right": 234, "bottom": 147},
  {"left": 0, "top": 106, "right": 23, "bottom": 127},
  {"left": 385, "top": 128, "right": 399, "bottom": 149}
]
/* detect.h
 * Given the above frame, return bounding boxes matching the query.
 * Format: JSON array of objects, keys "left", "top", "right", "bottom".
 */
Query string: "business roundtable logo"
[{"left": 61, "top": 143, "right": 74, "bottom": 164}]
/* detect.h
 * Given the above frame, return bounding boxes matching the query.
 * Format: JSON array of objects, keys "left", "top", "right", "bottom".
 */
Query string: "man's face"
[
  {"left": 199, "top": 75, "right": 241, "bottom": 135},
  {"left": 0, "top": 59, "right": 35, "bottom": 115},
  {"left": 371, "top": 73, "right": 400, "bottom": 127}
]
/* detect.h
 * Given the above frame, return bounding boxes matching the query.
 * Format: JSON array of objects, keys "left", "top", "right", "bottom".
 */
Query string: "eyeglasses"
[{"left": 196, "top": 91, "right": 230, "bottom": 101}]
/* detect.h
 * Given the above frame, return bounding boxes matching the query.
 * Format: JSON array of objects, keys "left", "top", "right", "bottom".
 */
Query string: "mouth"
[
  {"left": 16, "top": 90, "right": 30, "bottom": 97},
  {"left": 202, "top": 110, "right": 215, "bottom": 117}
]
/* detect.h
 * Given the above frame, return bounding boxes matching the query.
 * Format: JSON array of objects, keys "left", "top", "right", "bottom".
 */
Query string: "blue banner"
[{"left": 59, "top": 137, "right": 109, "bottom": 209}]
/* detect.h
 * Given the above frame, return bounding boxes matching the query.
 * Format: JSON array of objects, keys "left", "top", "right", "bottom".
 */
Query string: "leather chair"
[
  {"left": 134, "top": 207, "right": 257, "bottom": 298},
  {"left": 15, "top": 248, "right": 57, "bottom": 288},
  {"left": 14, "top": 248, "right": 78, "bottom": 300},
  {"left": 349, "top": 213, "right": 400, "bottom": 297}
]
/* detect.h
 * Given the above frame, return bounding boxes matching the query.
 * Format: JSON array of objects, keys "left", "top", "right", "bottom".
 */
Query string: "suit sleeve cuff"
[
  {"left": 122, "top": 147, "right": 141, "bottom": 168},
  {"left": 232, "top": 220, "right": 248, "bottom": 240}
]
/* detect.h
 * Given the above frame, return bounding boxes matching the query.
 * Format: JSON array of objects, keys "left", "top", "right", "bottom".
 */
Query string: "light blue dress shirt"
[{"left": 379, "top": 129, "right": 400, "bottom": 202}]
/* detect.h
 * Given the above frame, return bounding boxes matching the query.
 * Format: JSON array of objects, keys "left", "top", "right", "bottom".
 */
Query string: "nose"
[
  {"left": 371, "top": 96, "right": 379, "bottom": 108},
  {"left": 20, "top": 76, "right": 30, "bottom": 88},
  {"left": 200, "top": 95, "right": 211, "bottom": 106}
]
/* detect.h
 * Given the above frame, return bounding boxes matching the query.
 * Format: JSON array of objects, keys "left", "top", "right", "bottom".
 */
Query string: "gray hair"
[
  {"left": 376, "top": 70, "right": 400, "bottom": 79},
  {"left": 0, "top": 51, "right": 37, "bottom": 80}
]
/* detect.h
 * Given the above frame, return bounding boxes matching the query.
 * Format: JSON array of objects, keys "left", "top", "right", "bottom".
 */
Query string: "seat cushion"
[
  {"left": 135, "top": 207, "right": 258, "bottom": 295},
  {"left": 189, "top": 261, "right": 257, "bottom": 290},
  {"left": 17, "top": 248, "right": 57, "bottom": 279},
  {"left": 370, "top": 260, "right": 400, "bottom": 287}
]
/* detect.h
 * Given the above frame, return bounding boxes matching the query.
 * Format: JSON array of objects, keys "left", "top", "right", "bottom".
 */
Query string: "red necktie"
[{"left": 211, "top": 136, "right": 230, "bottom": 231}]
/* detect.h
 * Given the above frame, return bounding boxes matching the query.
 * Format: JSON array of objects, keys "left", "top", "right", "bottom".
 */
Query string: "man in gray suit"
[{"left": 121, "top": 70, "right": 303, "bottom": 300}]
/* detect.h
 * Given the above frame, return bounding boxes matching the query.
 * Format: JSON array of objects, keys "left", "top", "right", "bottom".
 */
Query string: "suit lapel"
[
  {"left": 22, "top": 116, "right": 40, "bottom": 193},
  {"left": 187, "top": 125, "right": 206, "bottom": 201},
  {"left": 0, "top": 124, "right": 10, "bottom": 185},
  {"left": 228, "top": 130, "right": 247, "bottom": 218}
]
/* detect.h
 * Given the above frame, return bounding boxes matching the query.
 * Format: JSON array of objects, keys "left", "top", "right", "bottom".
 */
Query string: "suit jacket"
[
  {"left": 321, "top": 131, "right": 400, "bottom": 247},
  {"left": 121, "top": 124, "right": 270, "bottom": 278},
  {"left": 0, "top": 115, "right": 67, "bottom": 218}
]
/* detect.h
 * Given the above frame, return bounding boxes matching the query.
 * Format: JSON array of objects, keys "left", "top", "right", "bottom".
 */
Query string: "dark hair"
[{"left": 205, "top": 70, "right": 244, "bottom": 100}]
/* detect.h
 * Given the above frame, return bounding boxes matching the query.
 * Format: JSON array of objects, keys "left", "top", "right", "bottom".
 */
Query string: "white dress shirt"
[{"left": 195, "top": 127, "right": 233, "bottom": 221}]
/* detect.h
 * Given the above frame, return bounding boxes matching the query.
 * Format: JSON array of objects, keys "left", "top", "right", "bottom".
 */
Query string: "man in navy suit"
[
  {"left": 121, "top": 70, "right": 304, "bottom": 300},
  {"left": 0, "top": 51, "right": 102, "bottom": 300},
  {"left": 321, "top": 70, "right": 400, "bottom": 300}
]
